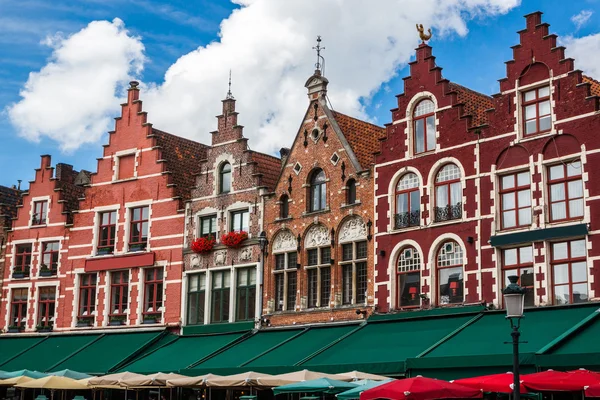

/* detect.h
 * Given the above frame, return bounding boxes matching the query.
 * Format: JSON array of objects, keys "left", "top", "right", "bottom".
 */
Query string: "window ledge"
[
  {"left": 112, "top": 177, "right": 138, "bottom": 184},
  {"left": 275, "top": 217, "right": 293, "bottom": 222},
  {"left": 430, "top": 218, "right": 463, "bottom": 227},
  {"left": 29, "top": 224, "right": 47, "bottom": 229},
  {"left": 341, "top": 201, "right": 361, "bottom": 209},
  {"left": 545, "top": 218, "right": 585, "bottom": 228},
  {"left": 390, "top": 225, "right": 421, "bottom": 233},
  {"left": 517, "top": 130, "right": 556, "bottom": 143},
  {"left": 302, "top": 208, "right": 330, "bottom": 217}
]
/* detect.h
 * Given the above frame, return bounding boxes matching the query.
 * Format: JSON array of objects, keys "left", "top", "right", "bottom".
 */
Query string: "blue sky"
[{"left": 1, "top": 0, "right": 599, "bottom": 188}]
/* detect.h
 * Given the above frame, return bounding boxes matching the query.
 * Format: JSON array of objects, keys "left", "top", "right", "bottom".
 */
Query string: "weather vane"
[
  {"left": 416, "top": 24, "right": 432, "bottom": 43},
  {"left": 226, "top": 69, "right": 234, "bottom": 100},
  {"left": 313, "top": 35, "right": 325, "bottom": 72}
]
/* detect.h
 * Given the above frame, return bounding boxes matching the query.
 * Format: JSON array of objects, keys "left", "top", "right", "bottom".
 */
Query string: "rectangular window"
[
  {"left": 548, "top": 161, "right": 584, "bottom": 222},
  {"left": 187, "top": 273, "right": 206, "bottom": 325},
  {"left": 118, "top": 154, "right": 135, "bottom": 180},
  {"left": 523, "top": 86, "right": 551, "bottom": 135},
  {"left": 199, "top": 215, "right": 217, "bottom": 238},
  {"left": 10, "top": 288, "right": 28, "bottom": 328},
  {"left": 552, "top": 239, "right": 588, "bottom": 305},
  {"left": 306, "top": 245, "right": 333, "bottom": 308},
  {"left": 236, "top": 268, "right": 256, "bottom": 321},
  {"left": 129, "top": 206, "right": 149, "bottom": 251},
  {"left": 320, "top": 266, "right": 331, "bottom": 307},
  {"left": 98, "top": 211, "right": 117, "bottom": 255},
  {"left": 307, "top": 249, "right": 318, "bottom": 266},
  {"left": 320, "top": 247, "right": 331, "bottom": 264},
  {"left": 340, "top": 240, "right": 368, "bottom": 305},
  {"left": 32, "top": 200, "right": 48, "bottom": 225},
  {"left": 14, "top": 244, "right": 32, "bottom": 278},
  {"left": 230, "top": 210, "right": 249, "bottom": 232},
  {"left": 502, "top": 246, "right": 534, "bottom": 307},
  {"left": 110, "top": 271, "right": 129, "bottom": 316},
  {"left": 144, "top": 268, "right": 163, "bottom": 318},
  {"left": 211, "top": 270, "right": 231, "bottom": 323},
  {"left": 37, "top": 287, "right": 56, "bottom": 328},
  {"left": 274, "top": 252, "right": 297, "bottom": 311},
  {"left": 500, "top": 172, "right": 531, "bottom": 229},
  {"left": 41, "top": 241, "right": 59, "bottom": 275},
  {"left": 307, "top": 269, "right": 318, "bottom": 308},
  {"left": 78, "top": 273, "right": 97, "bottom": 319}
]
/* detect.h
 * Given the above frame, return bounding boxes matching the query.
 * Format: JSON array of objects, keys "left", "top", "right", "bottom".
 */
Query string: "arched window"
[
  {"left": 395, "top": 173, "right": 420, "bottom": 229},
  {"left": 413, "top": 99, "right": 435, "bottom": 154},
  {"left": 279, "top": 194, "right": 289, "bottom": 219},
  {"left": 219, "top": 162, "right": 231, "bottom": 194},
  {"left": 437, "top": 241, "right": 464, "bottom": 305},
  {"left": 309, "top": 169, "right": 327, "bottom": 212},
  {"left": 397, "top": 246, "right": 421, "bottom": 308},
  {"left": 346, "top": 179, "right": 357, "bottom": 205},
  {"left": 434, "top": 164, "right": 462, "bottom": 222}
]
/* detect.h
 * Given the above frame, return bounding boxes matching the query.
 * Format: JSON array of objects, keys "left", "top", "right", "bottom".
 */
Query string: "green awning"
[
  {"left": 120, "top": 332, "right": 247, "bottom": 374},
  {"left": 299, "top": 312, "right": 480, "bottom": 375},
  {"left": 190, "top": 328, "right": 304, "bottom": 372},
  {"left": 406, "top": 303, "right": 599, "bottom": 378},
  {"left": 50, "top": 331, "right": 165, "bottom": 374},
  {"left": 537, "top": 309, "right": 600, "bottom": 368},
  {"left": 490, "top": 223, "right": 588, "bottom": 247},
  {"left": 0, "top": 334, "right": 101, "bottom": 372},
  {"left": 0, "top": 337, "right": 45, "bottom": 366},
  {"left": 244, "top": 324, "right": 359, "bottom": 369}
]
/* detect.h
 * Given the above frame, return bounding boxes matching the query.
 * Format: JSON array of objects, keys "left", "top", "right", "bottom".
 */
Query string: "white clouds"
[
  {"left": 563, "top": 33, "right": 600, "bottom": 79},
  {"left": 7, "top": 18, "right": 144, "bottom": 151},
  {"left": 8, "top": 0, "right": 520, "bottom": 155},
  {"left": 571, "top": 10, "right": 593, "bottom": 30}
]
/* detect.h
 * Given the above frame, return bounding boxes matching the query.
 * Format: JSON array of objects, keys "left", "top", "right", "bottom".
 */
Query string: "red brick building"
[
  {"left": 262, "top": 68, "right": 385, "bottom": 326},
  {"left": 374, "top": 12, "right": 600, "bottom": 312},
  {"left": 182, "top": 92, "right": 280, "bottom": 330},
  {"left": 0, "top": 157, "right": 84, "bottom": 332}
]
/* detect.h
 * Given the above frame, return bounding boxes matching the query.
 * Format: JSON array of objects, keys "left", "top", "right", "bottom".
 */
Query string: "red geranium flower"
[
  {"left": 191, "top": 236, "right": 216, "bottom": 253},
  {"left": 221, "top": 231, "right": 249, "bottom": 248}
]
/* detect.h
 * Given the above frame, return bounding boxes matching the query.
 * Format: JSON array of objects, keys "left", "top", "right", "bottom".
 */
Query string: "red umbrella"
[
  {"left": 359, "top": 376, "right": 482, "bottom": 400},
  {"left": 453, "top": 372, "right": 527, "bottom": 393},
  {"left": 585, "top": 383, "right": 600, "bottom": 397},
  {"left": 522, "top": 369, "right": 600, "bottom": 391}
]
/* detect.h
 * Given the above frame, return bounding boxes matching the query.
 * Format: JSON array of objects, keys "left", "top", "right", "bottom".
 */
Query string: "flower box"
[
  {"left": 191, "top": 236, "right": 216, "bottom": 253},
  {"left": 39, "top": 266, "right": 55, "bottom": 277},
  {"left": 12, "top": 268, "right": 29, "bottom": 279},
  {"left": 7, "top": 325, "right": 24, "bottom": 333},
  {"left": 36, "top": 325, "right": 52, "bottom": 332},
  {"left": 109, "top": 316, "right": 126, "bottom": 326},
  {"left": 221, "top": 231, "right": 249, "bottom": 248},
  {"left": 143, "top": 313, "right": 161, "bottom": 324},
  {"left": 76, "top": 318, "right": 93, "bottom": 327}
]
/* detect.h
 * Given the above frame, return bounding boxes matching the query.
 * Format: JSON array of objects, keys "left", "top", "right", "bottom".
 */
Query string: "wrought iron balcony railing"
[
  {"left": 394, "top": 210, "right": 420, "bottom": 229},
  {"left": 434, "top": 203, "right": 462, "bottom": 222}
]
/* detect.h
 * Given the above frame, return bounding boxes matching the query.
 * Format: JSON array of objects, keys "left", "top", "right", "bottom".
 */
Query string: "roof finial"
[
  {"left": 226, "top": 69, "right": 234, "bottom": 100},
  {"left": 416, "top": 24, "right": 432, "bottom": 43},
  {"left": 313, "top": 35, "right": 325, "bottom": 72}
]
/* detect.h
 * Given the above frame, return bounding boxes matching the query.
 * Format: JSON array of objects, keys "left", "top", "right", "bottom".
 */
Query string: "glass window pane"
[
  {"left": 519, "top": 246, "right": 533, "bottom": 264},
  {"left": 569, "top": 199, "right": 584, "bottom": 218},
  {"left": 410, "top": 190, "right": 420, "bottom": 212},
  {"left": 223, "top": 271, "right": 231, "bottom": 288},
  {"left": 438, "top": 266, "right": 463, "bottom": 305},
  {"left": 450, "top": 182, "right": 461, "bottom": 205},
  {"left": 519, "top": 209, "right": 532, "bottom": 225},
  {"left": 553, "top": 242, "right": 569, "bottom": 260},
  {"left": 567, "top": 161, "right": 581, "bottom": 177},
  {"left": 415, "top": 119, "right": 425, "bottom": 153},
  {"left": 399, "top": 271, "right": 420, "bottom": 307},
  {"left": 568, "top": 180, "right": 583, "bottom": 198},
  {"left": 518, "top": 190, "right": 531, "bottom": 207},
  {"left": 549, "top": 165, "right": 564, "bottom": 180},
  {"left": 242, "top": 211, "right": 249, "bottom": 231},
  {"left": 288, "top": 252, "right": 297, "bottom": 268},
  {"left": 571, "top": 240, "right": 586, "bottom": 258},
  {"left": 554, "top": 285, "right": 570, "bottom": 305},
  {"left": 550, "top": 183, "right": 565, "bottom": 201},
  {"left": 521, "top": 267, "right": 534, "bottom": 288},
  {"left": 525, "top": 120, "right": 537, "bottom": 134},
  {"left": 503, "top": 248, "right": 518, "bottom": 266},
  {"left": 571, "top": 262, "right": 587, "bottom": 283},
  {"left": 426, "top": 116, "right": 436, "bottom": 151},
  {"left": 414, "top": 99, "right": 434, "bottom": 116},
  {"left": 342, "top": 244, "right": 353, "bottom": 261},
  {"left": 502, "top": 193, "right": 515, "bottom": 210},
  {"left": 539, "top": 100, "right": 550, "bottom": 116},
  {"left": 396, "top": 193, "right": 408, "bottom": 214},
  {"left": 538, "top": 86, "right": 550, "bottom": 98},
  {"left": 524, "top": 90, "right": 536, "bottom": 102},
  {"left": 539, "top": 116, "right": 551, "bottom": 132},
  {"left": 572, "top": 283, "right": 588, "bottom": 303},
  {"left": 551, "top": 203, "right": 566, "bottom": 220},
  {"left": 189, "top": 276, "right": 198, "bottom": 291},
  {"left": 436, "top": 185, "right": 448, "bottom": 208},
  {"left": 503, "top": 211, "right": 516, "bottom": 228},
  {"left": 502, "top": 175, "right": 514, "bottom": 190},
  {"left": 356, "top": 241, "right": 367, "bottom": 259},
  {"left": 320, "top": 247, "right": 331, "bottom": 264},
  {"left": 525, "top": 104, "right": 537, "bottom": 120},
  {"left": 553, "top": 264, "right": 569, "bottom": 284},
  {"left": 517, "top": 172, "right": 530, "bottom": 186}
]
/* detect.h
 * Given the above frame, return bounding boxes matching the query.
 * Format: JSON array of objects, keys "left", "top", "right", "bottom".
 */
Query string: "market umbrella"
[
  {"left": 79, "top": 378, "right": 123, "bottom": 390},
  {"left": 273, "top": 378, "right": 358, "bottom": 395},
  {"left": 120, "top": 373, "right": 187, "bottom": 387},
  {"left": 522, "top": 369, "right": 600, "bottom": 391},
  {"left": 0, "top": 376, "right": 34, "bottom": 386},
  {"left": 16, "top": 376, "right": 90, "bottom": 390},
  {"left": 336, "top": 379, "right": 394, "bottom": 400},
  {"left": 166, "top": 374, "right": 223, "bottom": 388},
  {"left": 204, "top": 372, "right": 275, "bottom": 387},
  {"left": 1, "top": 370, "right": 47, "bottom": 379},
  {"left": 336, "top": 372, "right": 390, "bottom": 382},
  {"left": 452, "top": 372, "right": 527, "bottom": 393},
  {"left": 585, "top": 383, "right": 600, "bottom": 397},
  {"left": 88, "top": 372, "right": 147, "bottom": 387},
  {"left": 258, "top": 370, "right": 352, "bottom": 387},
  {"left": 48, "top": 370, "right": 92, "bottom": 380},
  {"left": 360, "top": 376, "right": 482, "bottom": 400}
]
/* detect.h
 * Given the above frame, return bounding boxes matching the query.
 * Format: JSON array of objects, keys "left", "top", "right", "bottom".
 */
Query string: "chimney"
[
  {"left": 127, "top": 81, "right": 140, "bottom": 103},
  {"left": 279, "top": 147, "right": 290, "bottom": 166},
  {"left": 55, "top": 163, "right": 75, "bottom": 183}
]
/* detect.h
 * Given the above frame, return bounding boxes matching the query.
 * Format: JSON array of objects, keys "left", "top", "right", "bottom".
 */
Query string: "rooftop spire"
[
  {"left": 226, "top": 69, "right": 234, "bottom": 100},
  {"left": 313, "top": 35, "right": 325, "bottom": 73}
]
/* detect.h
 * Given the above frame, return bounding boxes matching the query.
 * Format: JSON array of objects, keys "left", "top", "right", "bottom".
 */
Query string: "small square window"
[
  {"left": 293, "top": 162, "right": 302, "bottom": 175},
  {"left": 330, "top": 153, "right": 340, "bottom": 165}
]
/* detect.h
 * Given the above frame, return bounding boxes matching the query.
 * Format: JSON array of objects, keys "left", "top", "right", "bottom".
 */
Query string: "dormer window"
[
  {"left": 523, "top": 86, "right": 551, "bottom": 135},
  {"left": 219, "top": 162, "right": 231, "bottom": 194},
  {"left": 413, "top": 99, "right": 435, "bottom": 154}
]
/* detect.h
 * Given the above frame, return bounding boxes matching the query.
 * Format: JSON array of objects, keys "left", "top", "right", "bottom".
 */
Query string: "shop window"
[
  {"left": 413, "top": 99, "right": 436, "bottom": 154},
  {"left": 129, "top": 206, "right": 149, "bottom": 252},
  {"left": 552, "top": 239, "right": 588, "bottom": 305},
  {"left": 98, "top": 211, "right": 117, "bottom": 255},
  {"left": 395, "top": 173, "right": 420, "bottom": 229},
  {"left": 341, "top": 240, "right": 368, "bottom": 305},
  {"left": 502, "top": 246, "right": 534, "bottom": 307},
  {"left": 437, "top": 241, "right": 464, "bottom": 305},
  {"left": 397, "top": 246, "right": 421, "bottom": 308},
  {"left": 187, "top": 273, "right": 206, "bottom": 325},
  {"left": 236, "top": 267, "right": 256, "bottom": 321},
  {"left": 523, "top": 86, "right": 551, "bottom": 135},
  {"left": 274, "top": 252, "right": 297, "bottom": 311},
  {"left": 434, "top": 164, "right": 462, "bottom": 222},
  {"left": 309, "top": 168, "right": 327, "bottom": 212},
  {"left": 211, "top": 270, "right": 230, "bottom": 323},
  {"left": 548, "top": 161, "right": 584, "bottom": 222}
]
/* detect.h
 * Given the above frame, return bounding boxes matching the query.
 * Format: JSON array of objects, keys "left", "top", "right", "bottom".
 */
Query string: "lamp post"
[
  {"left": 257, "top": 231, "right": 268, "bottom": 322},
  {"left": 503, "top": 275, "right": 526, "bottom": 400}
]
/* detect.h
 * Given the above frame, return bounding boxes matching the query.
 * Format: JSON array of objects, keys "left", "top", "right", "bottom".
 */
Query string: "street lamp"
[
  {"left": 258, "top": 231, "right": 268, "bottom": 254},
  {"left": 503, "top": 275, "right": 526, "bottom": 400}
]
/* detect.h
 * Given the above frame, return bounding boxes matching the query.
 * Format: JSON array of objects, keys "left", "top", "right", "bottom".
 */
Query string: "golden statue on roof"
[{"left": 416, "top": 24, "right": 432, "bottom": 42}]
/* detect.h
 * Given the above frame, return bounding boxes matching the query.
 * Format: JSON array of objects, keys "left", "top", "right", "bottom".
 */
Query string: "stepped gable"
[
  {"left": 0, "top": 185, "right": 21, "bottom": 225},
  {"left": 151, "top": 128, "right": 209, "bottom": 202},
  {"left": 250, "top": 151, "right": 282, "bottom": 190},
  {"left": 448, "top": 82, "right": 493, "bottom": 127},
  {"left": 332, "top": 111, "right": 385, "bottom": 168}
]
